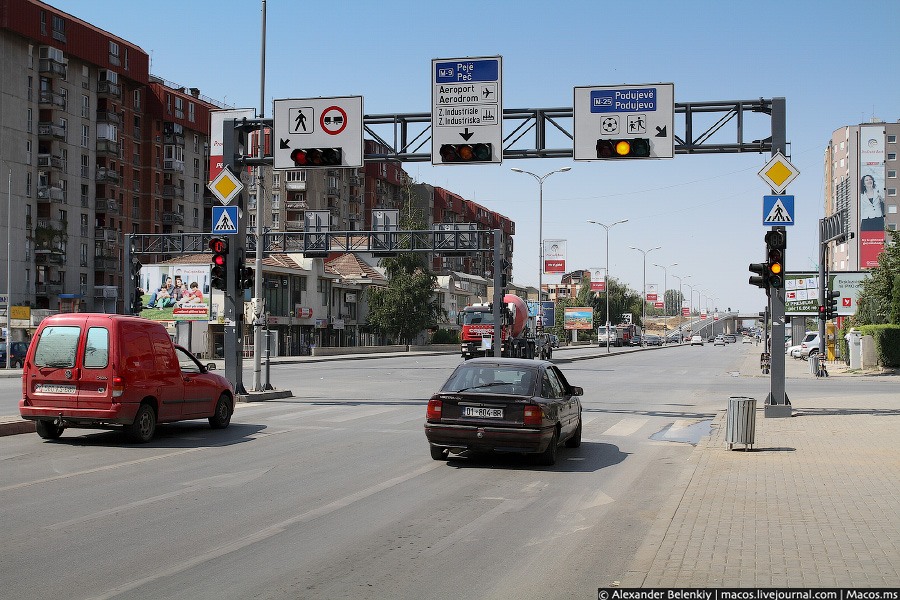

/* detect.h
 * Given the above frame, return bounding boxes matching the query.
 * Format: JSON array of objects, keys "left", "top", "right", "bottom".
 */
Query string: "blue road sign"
[
  {"left": 590, "top": 87, "right": 658, "bottom": 113},
  {"left": 212, "top": 205, "right": 239, "bottom": 235},
  {"left": 763, "top": 195, "right": 795, "bottom": 226},
  {"left": 434, "top": 58, "right": 499, "bottom": 83}
]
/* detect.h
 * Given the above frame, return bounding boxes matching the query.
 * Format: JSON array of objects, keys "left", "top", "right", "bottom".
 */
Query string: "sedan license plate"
[
  {"left": 463, "top": 407, "right": 503, "bottom": 418},
  {"left": 37, "top": 383, "right": 76, "bottom": 394}
]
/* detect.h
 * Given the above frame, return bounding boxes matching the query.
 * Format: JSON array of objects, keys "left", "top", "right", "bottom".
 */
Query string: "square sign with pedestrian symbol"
[
  {"left": 762, "top": 195, "right": 794, "bottom": 226},
  {"left": 212, "top": 205, "right": 239, "bottom": 235}
]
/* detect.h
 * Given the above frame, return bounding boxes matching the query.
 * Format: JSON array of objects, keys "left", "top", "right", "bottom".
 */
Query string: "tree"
[
  {"left": 853, "top": 230, "right": 900, "bottom": 325},
  {"left": 584, "top": 276, "right": 643, "bottom": 327}
]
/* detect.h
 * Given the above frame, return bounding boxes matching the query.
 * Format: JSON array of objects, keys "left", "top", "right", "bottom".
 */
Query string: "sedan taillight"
[
  {"left": 426, "top": 399, "right": 442, "bottom": 421},
  {"left": 523, "top": 404, "right": 543, "bottom": 426}
]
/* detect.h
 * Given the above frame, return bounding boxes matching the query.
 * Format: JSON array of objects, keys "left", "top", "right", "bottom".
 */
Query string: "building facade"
[{"left": 824, "top": 120, "right": 899, "bottom": 272}]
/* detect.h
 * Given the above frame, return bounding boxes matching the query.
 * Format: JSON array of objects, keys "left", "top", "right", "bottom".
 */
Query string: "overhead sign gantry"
[{"left": 273, "top": 96, "right": 364, "bottom": 169}]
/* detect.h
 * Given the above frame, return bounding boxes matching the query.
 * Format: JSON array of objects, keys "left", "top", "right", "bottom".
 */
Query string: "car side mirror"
[{"left": 570, "top": 386, "right": 583, "bottom": 396}]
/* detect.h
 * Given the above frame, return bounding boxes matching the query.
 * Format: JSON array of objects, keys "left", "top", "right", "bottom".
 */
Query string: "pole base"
[{"left": 764, "top": 392, "right": 792, "bottom": 418}]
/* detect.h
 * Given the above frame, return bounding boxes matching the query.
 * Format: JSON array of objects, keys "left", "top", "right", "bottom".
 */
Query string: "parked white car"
[{"left": 800, "top": 334, "right": 822, "bottom": 360}]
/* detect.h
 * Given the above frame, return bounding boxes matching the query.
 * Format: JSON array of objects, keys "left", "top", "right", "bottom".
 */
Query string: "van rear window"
[
  {"left": 33, "top": 326, "right": 80, "bottom": 368},
  {"left": 84, "top": 327, "right": 109, "bottom": 368}
]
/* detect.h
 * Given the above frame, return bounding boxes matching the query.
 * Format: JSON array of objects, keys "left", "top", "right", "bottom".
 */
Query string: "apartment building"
[
  {"left": 824, "top": 120, "right": 900, "bottom": 271},
  {"left": 0, "top": 0, "right": 220, "bottom": 323}
]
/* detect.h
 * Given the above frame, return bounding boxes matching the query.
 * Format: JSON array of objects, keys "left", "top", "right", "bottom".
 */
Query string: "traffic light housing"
[
  {"left": 765, "top": 229, "right": 786, "bottom": 289},
  {"left": 289, "top": 147, "right": 342, "bottom": 167},
  {"left": 749, "top": 262, "right": 768, "bottom": 289},
  {"left": 825, "top": 289, "right": 840, "bottom": 320},
  {"left": 439, "top": 143, "right": 492, "bottom": 163},
  {"left": 210, "top": 237, "right": 229, "bottom": 291},
  {"left": 239, "top": 266, "right": 254, "bottom": 290},
  {"left": 596, "top": 138, "right": 651, "bottom": 159},
  {"left": 130, "top": 256, "right": 143, "bottom": 314}
]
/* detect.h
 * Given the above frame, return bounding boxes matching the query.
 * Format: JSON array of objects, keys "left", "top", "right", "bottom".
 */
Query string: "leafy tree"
[
  {"left": 583, "top": 276, "right": 643, "bottom": 327},
  {"left": 853, "top": 230, "right": 900, "bottom": 325}
]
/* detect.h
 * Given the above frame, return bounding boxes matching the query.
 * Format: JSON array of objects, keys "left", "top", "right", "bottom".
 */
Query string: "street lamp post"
[
  {"left": 511, "top": 167, "right": 571, "bottom": 329},
  {"left": 5, "top": 165, "right": 10, "bottom": 369},
  {"left": 653, "top": 262, "right": 677, "bottom": 341},
  {"left": 588, "top": 219, "right": 628, "bottom": 353},
  {"left": 683, "top": 281, "right": 695, "bottom": 337},
  {"left": 672, "top": 274, "right": 684, "bottom": 342},
  {"left": 630, "top": 246, "right": 661, "bottom": 346}
]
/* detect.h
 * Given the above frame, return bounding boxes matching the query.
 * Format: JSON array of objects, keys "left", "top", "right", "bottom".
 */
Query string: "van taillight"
[
  {"left": 524, "top": 404, "right": 543, "bottom": 426},
  {"left": 112, "top": 376, "right": 124, "bottom": 398},
  {"left": 426, "top": 399, "right": 442, "bottom": 421}
]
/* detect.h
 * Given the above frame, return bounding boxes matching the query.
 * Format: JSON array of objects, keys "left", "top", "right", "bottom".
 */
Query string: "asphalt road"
[{"left": 0, "top": 343, "right": 861, "bottom": 599}]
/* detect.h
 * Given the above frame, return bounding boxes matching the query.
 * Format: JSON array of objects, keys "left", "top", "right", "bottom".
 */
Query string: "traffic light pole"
[{"left": 222, "top": 120, "right": 247, "bottom": 395}]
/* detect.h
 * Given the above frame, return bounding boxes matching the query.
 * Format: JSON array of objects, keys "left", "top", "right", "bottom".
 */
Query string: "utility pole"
[{"left": 252, "top": 0, "right": 268, "bottom": 391}]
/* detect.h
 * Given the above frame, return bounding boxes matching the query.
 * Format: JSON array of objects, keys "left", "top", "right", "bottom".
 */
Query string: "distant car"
[
  {"left": 425, "top": 358, "right": 583, "bottom": 466},
  {"left": 800, "top": 334, "right": 822, "bottom": 360},
  {"left": 742, "top": 336, "right": 753, "bottom": 344},
  {"left": 786, "top": 343, "right": 803, "bottom": 358},
  {"left": 0, "top": 341, "right": 30, "bottom": 368},
  {"left": 714, "top": 335, "right": 726, "bottom": 346},
  {"left": 666, "top": 334, "right": 682, "bottom": 344},
  {"left": 724, "top": 334, "right": 737, "bottom": 344},
  {"left": 630, "top": 335, "right": 643, "bottom": 347},
  {"left": 643, "top": 334, "right": 662, "bottom": 346},
  {"left": 690, "top": 335, "right": 704, "bottom": 346}
]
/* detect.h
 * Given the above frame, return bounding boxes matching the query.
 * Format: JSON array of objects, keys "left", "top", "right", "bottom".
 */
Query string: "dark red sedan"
[{"left": 425, "top": 358, "right": 583, "bottom": 466}]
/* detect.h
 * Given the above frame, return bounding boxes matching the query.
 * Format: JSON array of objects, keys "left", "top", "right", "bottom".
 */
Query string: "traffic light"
[
  {"left": 209, "top": 237, "right": 228, "bottom": 291},
  {"left": 825, "top": 289, "right": 840, "bottom": 320},
  {"left": 749, "top": 262, "right": 769, "bottom": 290},
  {"left": 765, "top": 229, "right": 786, "bottom": 289},
  {"left": 439, "top": 143, "right": 492, "bottom": 163},
  {"left": 596, "top": 138, "right": 651, "bottom": 159},
  {"left": 130, "top": 256, "right": 143, "bottom": 314},
  {"left": 239, "top": 266, "right": 254, "bottom": 290},
  {"left": 289, "top": 147, "right": 342, "bottom": 167}
]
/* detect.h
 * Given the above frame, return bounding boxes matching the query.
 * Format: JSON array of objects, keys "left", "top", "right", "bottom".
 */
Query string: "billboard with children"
[{"left": 137, "top": 264, "right": 212, "bottom": 321}]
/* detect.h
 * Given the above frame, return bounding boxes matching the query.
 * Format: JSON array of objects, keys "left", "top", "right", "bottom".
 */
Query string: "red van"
[{"left": 19, "top": 313, "right": 235, "bottom": 443}]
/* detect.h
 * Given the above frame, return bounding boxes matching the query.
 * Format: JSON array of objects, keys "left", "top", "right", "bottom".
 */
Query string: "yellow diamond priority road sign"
[
  {"left": 758, "top": 152, "right": 799, "bottom": 194},
  {"left": 208, "top": 166, "right": 243, "bottom": 205}
]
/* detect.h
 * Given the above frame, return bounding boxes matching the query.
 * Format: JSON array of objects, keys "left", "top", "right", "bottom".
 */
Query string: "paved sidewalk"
[{"left": 621, "top": 359, "right": 900, "bottom": 588}]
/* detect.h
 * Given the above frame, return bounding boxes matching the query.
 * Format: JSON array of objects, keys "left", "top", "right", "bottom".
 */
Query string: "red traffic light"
[
  {"left": 209, "top": 237, "right": 228, "bottom": 254},
  {"left": 290, "top": 147, "right": 342, "bottom": 167}
]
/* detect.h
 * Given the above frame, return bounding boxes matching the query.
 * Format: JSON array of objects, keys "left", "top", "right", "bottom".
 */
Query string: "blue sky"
[{"left": 47, "top": 0, "right": 900, "bottom": 313}]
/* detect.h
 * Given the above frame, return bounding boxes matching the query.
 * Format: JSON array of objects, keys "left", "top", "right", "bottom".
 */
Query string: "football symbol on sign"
[{"left": 601, "top": 116, "right": 619, "bottom": 134}]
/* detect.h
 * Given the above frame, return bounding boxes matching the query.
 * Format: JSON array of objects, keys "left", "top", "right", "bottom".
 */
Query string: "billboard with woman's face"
[{"left": 859, "top": 126, "right": 886, "bottom": 268}]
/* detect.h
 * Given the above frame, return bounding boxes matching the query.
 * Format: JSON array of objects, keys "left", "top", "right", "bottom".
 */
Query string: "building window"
[
  {"left": 888, "top": 188, "right": 897, "bottom": 197},
  {"left": 889, "top": 153, "right": 897, "bottom": 161},
  {"left": 271, "top": 193, "right": 280, "bottom": 209},
  {"left": 889, "top": 170, "right": 897, "bottom": 179},
  {"left": 27, "top": 75, "right": 32, "bottom": 101},
  {"left": 81, "top": 154, "right": 89, "bottom": 178},
  {"left": 26, "top": 172, "right": 32, "bottom": 196},
  {"left": 81, "top": 125, "right": 89, "bottom": 148},
  {"left": 26, "top": 140, "right": 32, "bottom": 164},
  {"left": 81, "top": 184, "right": 88, "bottom": 207},
  {"left": 52, "top": 15, "right": 66, "bottom": 42},
  {"left": 81, "top": 94, "right": 90, "bottom": 118},
  {"left": 889, "top": 224, "right": 897, "bottom": 231},
  {"left": 888, "top": 205, "right": 898, "bottom": 214},
  {"left": 133, "top": 89, "right": 141, "bottom": 110},
  {"left": 286, "top": 170, "right": 305, "bottom": 182},
  {"left": 272, "top": 212, "right": 280, "bottom": 228},
  {"left": 108, "top": 41, "right": 120, "bottom": 65},
  {"left": 27, "top": 108, "right": 32, "bottom": 133},
  {"left": 193, "top": 134, "right": 199, "bottom": 153},
  {"left": 174, "top": 97, "right": 184, "bottom": 119},
  {"left": 80, "top": 243, "right": 88, "bottom": 267},
  {"left": 888, "top": 135, "right": 897, "bottom": 144},
  {"left": 188, "top": 102, "right": 195, "bottom": 123}
]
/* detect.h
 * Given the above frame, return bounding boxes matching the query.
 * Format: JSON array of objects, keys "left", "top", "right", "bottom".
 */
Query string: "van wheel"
[
  {"left": 126, "top": 404, "right": 156, "bottom": 443},
  {"left": 35, "top": 420, "right": 63, "bottom": 440},
  {"left": 208, "top": 394, "right": 233, "bottom": 429}
]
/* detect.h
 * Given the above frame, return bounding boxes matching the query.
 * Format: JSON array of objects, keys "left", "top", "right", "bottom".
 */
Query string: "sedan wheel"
[
  {"left": 565, "top": 417, "right": 582, "bottom": 448},
  {"left": 430, "top": 446, "right": 448, "bottom": 461},
  {"left": 536, "top": 429, "right": 559, "bottom": 466}
]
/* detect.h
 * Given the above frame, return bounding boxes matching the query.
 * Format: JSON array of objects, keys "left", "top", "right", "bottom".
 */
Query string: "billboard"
[
  {"left": 589, "top": 268, "right": 606, "bottom": 292},
  {"left": 859, "top": 125, "right": 886, "bottom": 268},
  {"left": 543, "top": 240, "right": 566, "bottom": 274},
  {"left": 564, "top": 307, "right": 594, "bottom": 330},
  {"left": 784, "top": 271, "right": 869, "bottom": 316},
  {"left": 137, "top": 263, "right": 214, "bottom": 321},
  {"left": 209, "top": 108, "right": 256, "bottom": 182}
]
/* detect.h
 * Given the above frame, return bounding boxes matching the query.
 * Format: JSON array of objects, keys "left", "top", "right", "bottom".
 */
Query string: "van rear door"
[{"left": 27, "top": 316, "right": 91, "bottom": 410}]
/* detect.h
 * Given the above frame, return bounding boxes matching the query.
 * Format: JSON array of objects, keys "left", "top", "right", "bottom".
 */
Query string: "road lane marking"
[
  {"left": 601, "top": 418, "right": 649, "bottom": 437},
  {"left": 88, "top": 461, "right": 442, "bottom": 600}
]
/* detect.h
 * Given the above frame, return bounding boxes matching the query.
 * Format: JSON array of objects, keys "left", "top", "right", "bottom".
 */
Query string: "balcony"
[
  {"left": 96, "top": 138, "right": 120, "bottom": 157},
  {"left": 97, "top": 80, "right": 121, "bottom": 99},
  {"left": 162, "top": 185, "right": 185, "bottom": 199},
  {"left": 327, "top": 186, "right": 341, "bottom": 197},
  {"left": 162, "top": 212, "right": 184, "bottom": 225},
  {"left": 96, "top": 111, "right": 121, "bottom": 124},
  {"left": 285, "top": 220, "right": 304, "bottom": 231},
  {"left": 38, "top": 58, "right": 67, "bottom": 78},
  {"left": 38, "top": 122, "right": 66, "bottom": 140},
  {"left": 35, "top": 252, "right": 66, "bottom": 265},
  {"left": 349, "top": 176, "right": 362, "bottom": 187},
  {"left": 37, "top": 185, "right": 64, "bottom": 202},
  {"left": 96, "top": 168, "right": 120, "bottom": 184},
  {"left": 35, "top": 283, "right": 63, "bottom": 296},
  {"left": 95, "top": 198, "right": 119, "bottom": 214},
  {"left": 93, "top": 257, "right": 121, "bottom": 271},
  {"left": 285, "top": 180, "right": 306, "bottom": 192},
  {"left": 38, "top": 90, "right": 66, "bottom": 108},
  {"left": 164, "top": 132, "right": 185, "bottom": 146},
  {"left": 95, "top": 228, "right": 119, "bottom": 244},
  {"left": 94, "top": 286, "right": 119, "bottom": 300},
  {"left": 286, "top": 200, "right": 308, "bottom": 210},
  {"left": 163, "top": 159, "right": 185, "bottom": 173},
  {"left": 37, "top": 154, "right": 63, "bottom": 170}
]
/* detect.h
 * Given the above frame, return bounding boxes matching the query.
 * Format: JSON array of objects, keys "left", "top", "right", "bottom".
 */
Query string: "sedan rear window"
[
  {"left": 33, "top": 326, "right": 80, "bottom": 368},
  {"left": 442, "top": 365, "right": 536, "bottom": 396}
]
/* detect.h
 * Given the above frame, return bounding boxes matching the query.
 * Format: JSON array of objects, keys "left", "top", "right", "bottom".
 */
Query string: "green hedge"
[
  {"left": 431, "top": 328, "right": 459, "bottom": 344},
  {"left": 856, "top": 324, "right": 900, "bottom": 368}
]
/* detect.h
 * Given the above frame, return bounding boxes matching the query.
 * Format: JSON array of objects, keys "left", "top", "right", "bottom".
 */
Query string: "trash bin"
[
  {"left": 725, "top": 396, "right": 756, "bottom": 451},
  {"left": 809, "top": 352, "right": 820, "bottom": 376}
]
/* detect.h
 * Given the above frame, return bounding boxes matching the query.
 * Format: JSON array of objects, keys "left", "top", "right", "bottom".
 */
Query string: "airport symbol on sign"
[
  {"left": 212, "top": 206, "right": 239, "bottom": 235},
  {"left": 763, "top": 195, "right": 795, "bottom": 226}
]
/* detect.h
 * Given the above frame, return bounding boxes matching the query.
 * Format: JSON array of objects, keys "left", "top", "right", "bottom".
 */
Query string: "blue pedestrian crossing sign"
[
  {"left": 763, "top": 195, "right": 794, "bottom": 226},
  {"left": 212, "top": 205, "right": 239, "bottom": 235}
]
